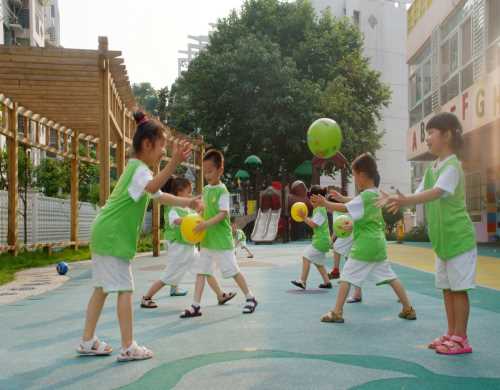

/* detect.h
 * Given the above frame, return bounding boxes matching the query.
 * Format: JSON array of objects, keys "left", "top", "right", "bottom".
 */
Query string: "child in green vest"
[
  {"left": 231, "top": 217, "right": 254, "bottom": 258},
  {"left": 291, "top": 185, "right": 333, "bottom": 290},
  {"left": 312, "top": 153, "right": 416, "bottom": 324},
  {"left": 77, "top": 112, "right": 202, "bottom": 362},
  {"left": 180, "top": 149, "right": 258, "bottom": 317},
  {"left": 379, "top": 112, "right": 476, "bottom": 355},
  {"left": 140, "top": 176, "right": 237, "bottom": 308}
]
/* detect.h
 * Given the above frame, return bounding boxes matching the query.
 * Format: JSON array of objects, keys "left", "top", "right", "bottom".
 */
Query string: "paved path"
[{"left": 1, "top": 243, "right": 500, "bottom": 389}]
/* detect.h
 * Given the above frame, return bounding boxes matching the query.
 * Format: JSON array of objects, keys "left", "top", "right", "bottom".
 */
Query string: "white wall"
[
  {"left": 310, "top": 0, "right": 411, "bottom": 194},
  {"left": 0, "top": 2, "right": 5, "bottom": 44}
]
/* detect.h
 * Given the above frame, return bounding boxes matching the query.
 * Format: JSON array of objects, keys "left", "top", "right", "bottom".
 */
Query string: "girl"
[
  {"left": 379, "top": 112, "right": 476, "bottom": 355},
  {"left": 77, "top": 112, "right": 200, "bottom": 362},
  {"left": 312, "top": 153, "right": 416, "bottom": 323},
  {"left": 290, "top": 185, "right": 333, "bottom": 290},
  {"left": 231, "top": 217, "right": 254, "bottom": 259},
  {"left": 141, "top": 176, "right": 237, "bottom": 308}
]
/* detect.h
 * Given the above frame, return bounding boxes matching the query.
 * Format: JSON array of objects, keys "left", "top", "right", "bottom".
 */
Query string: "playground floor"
[{"left": 1, "top": 242, "right": 500, "bottom": 390}]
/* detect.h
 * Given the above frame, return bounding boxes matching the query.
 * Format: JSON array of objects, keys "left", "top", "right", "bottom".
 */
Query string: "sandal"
[
  {"left": 242, "top": 297, "right": 258, "bottom": 314},
  {"left": 180, "top": 304, "right": 202, "bottom": 318},
  {"left": 436, "top": 335, "right": 472, "bottom": 355},
  {"left": 347, "top": 296, "right": 362, "bottom": 304},
  {"left": 329, "top": 269, "right": 340, "bottom": 280},
  {"left": 319, "top": 282, "right": 332, "bottom": 289},
  {"left": 218, "top": 291, "right": 237, "bottom": 305},
  {"left": 140, "top": 296, "right": 158, "bottom": 309},
  {"left": 170, "top": 287, "right": 188, "bottom": 297},
  {"left": 320, "top": 310, "right": 344, "bottom": 323},
  {"left": 291, "top": 280, "right": 306, "bottom": 290},
  {"left": 428, "top": 334, "right": 450, "bottom": 350},
  {"left": 398, "top": 306, "right": 417, "bottom": 320},
  {"left": 117, "top": 341, "right": 153, "bottom": 362},
  {"left": 77, "top": 336, "right": 112, "bottom": 356}
]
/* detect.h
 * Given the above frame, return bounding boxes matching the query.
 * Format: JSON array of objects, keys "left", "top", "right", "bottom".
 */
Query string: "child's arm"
[
  {"left": 158, "top": 193, "right": 202, "bottom": 211},
  {"left": 297, "top": 207, "right": 318, "bottom": 229},
  {"left": 378, "top": 188, "right": 444, "bottom": 214},
  {"left": 193, "top": 211, "right": 227, "bottom": 233},
  {"left": 311, "top": 194, "right": 348, "bottom": 213},
  {"left": 145, "top": 141, "right": 192, "bottom": 194},
  {"left": 329, "top": 190, "right": 352, "bottom": 204}
]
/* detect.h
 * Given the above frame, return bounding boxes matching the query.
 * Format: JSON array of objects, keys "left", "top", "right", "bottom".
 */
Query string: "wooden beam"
[
  {"left": 117, "top": 109, "right": 126, "bottom": 176},
  {"left": 71, "top": 130, "right": 79, "bottom": 249},
  {"left": 98, "top": 37, "right": 111, "bottom": 206},
  {"left": 196, "top": 139, "right": 205, "bottom": 195},
  {"left": 7, "top": 102, "right": 18, "bottom": 255},
  {"left": 152, "top": 164, "right": 161, "bottom": 257}
]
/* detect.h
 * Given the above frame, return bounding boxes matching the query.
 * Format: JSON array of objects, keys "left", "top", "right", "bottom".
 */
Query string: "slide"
[{"left": 251, "top": 208, "right": 281, "bottom": 243}]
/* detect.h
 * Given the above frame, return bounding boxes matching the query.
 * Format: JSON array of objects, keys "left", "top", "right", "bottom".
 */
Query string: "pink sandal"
[
  {"left": 436, "top": 335, "right": 472, "bottom": 355},
  {"left": 428, "top": 334, "right": 450, "bottom": 349}
]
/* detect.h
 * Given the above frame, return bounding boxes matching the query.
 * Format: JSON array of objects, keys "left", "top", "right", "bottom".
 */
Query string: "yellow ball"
[
  {"left": 180, "top": 214, "right": 206, "bottom": 244},
  {"left": 291, "top": 202, "right": 308, "bottom": 222}
]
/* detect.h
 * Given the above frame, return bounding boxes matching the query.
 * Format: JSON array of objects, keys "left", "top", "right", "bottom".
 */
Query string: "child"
[
  {"left": 140, "top": 176, "right": 237, "bottom": 308},
  {"left": 180, "top": 150, "right": 258, "bottom": 317},
  {"left": 291, "top": 185, "right": 333, "bottom": 290},
  {"left": 77, "top": 112, "right": 201, "bottom": 362},
  {"left": 379, "top": 112, "right": 476, "bottom": 355},
  {"left": 312, "top": 153, "right": 416, "bottom": 324},
  {"left": 231, "top": 217, "right": 254, "bottom": 258}
]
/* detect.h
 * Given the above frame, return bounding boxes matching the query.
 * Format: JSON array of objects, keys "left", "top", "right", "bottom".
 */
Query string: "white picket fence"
[{"left": 0, "top": 190, "right": 99, "bottom": 246}]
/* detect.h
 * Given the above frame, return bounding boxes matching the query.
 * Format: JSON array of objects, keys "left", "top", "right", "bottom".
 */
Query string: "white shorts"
[
  {"left": 340, "top": 258, "right": 398, "bottom": 287},
  {"left": 236, "top": 240, "right": 248, "bottom": 249},
  {"left": 333, "top": 236, "right": 353, "bottom": 257},
  {"left": 435, "top": 248, "right": 477, "bottom": 291},
  {"left": 161, "top": 242, "right": 198, "bottom": 286},
  {"left": 92, "top": 254, "right": 134, "bottom": 293},
  {"left": 192, "top": 248, "right": 241, "bottom": 278},
  {"left": 303, "top": 245, "right": 329, "bottom": 266}
]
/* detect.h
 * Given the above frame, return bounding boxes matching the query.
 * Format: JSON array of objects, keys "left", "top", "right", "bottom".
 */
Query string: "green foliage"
[
  {"left": 157, "top": 86, "right": 169, "bottom": 123},
  {"left": 35, "top": 158, "right": 65, "bottom": 197},
  {"left": 132, "top": 82, "right": 159, "bottom": 114},
  {"left": 168, "top": 0, "right": 391, "bottom": 179}
]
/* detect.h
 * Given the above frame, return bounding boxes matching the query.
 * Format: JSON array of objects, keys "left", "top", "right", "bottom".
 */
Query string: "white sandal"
[
  {"left": 77, "top": 336, "right": 112, "bottom": 356},
  {"left": 117, "top": 341, "right": 153, "bottom": 362}
]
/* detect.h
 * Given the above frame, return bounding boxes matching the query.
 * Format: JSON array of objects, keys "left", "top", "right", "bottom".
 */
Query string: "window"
[
  {"left": 461, "top": 18, "right": 472, "bottom": 65},
  {"left": 461, "top": 63, "right": 474, "bottom": 90},
  {"left": 466, "top": 172, "right": 482, "bottom": 220},
  {"left": 410, "top": 104, "right": 423, "bottom": 127},
  {"left": 51, "top": 5, "right": 55, "bottom": 18},
  {"left": 423, "top": 96, "right": 433, "bottom": 117},
  {"left": 488, "top": 0, "right": 500, "bottom": 44},
  {"left": 408, "top": 40, "right": 432, "bottom": 112},
  {"left": 409, "top": 73, "right": 417, "bottom": 107},
  {"left": 440, "top": 73, "right": 459, "bottom": 103},
  {"left": 422, "top": 60, "right": 431, "bottom": 95},
  {"left": 353, "top": 10, "right": 360, "bottom": 27},
  {"left": 441, "top": 40, "right": 450, "bottom": 82}
]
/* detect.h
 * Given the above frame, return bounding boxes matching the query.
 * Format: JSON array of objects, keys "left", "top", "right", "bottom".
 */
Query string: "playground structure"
[{"left": 0, "top": 38, "right": 204, "bottom": 256}]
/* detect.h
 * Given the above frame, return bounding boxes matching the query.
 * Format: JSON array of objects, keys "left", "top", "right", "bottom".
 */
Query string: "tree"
[
  {"left": 36, "top": 157, "right": 65, "bottom": 197},
  {"left": 132, "top": 82, "right": 159, "bottom": 114},
  {"left": 168, "top": 0, "right": 390, "bottom": 180},
  {"left": 157, "top": 86, "right": 169, "bottom": 123}
]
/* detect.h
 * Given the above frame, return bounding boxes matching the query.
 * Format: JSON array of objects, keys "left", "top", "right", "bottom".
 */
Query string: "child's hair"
[
  {"left": 309, "top": 185, "right": 327, "bottom": 197},
  {"left": 352, "top": 153, "right": 380, "bottom": 186},
  {"left": 132, "top": 111, "right": 166, "bottom": 153},
  {"left": 203, "top": 149, "right": 224, "bottom": 169},
  {"left": 426, "top": 112, "right": 464, "bottom": 153},
  {"left": 230, "top": 216, "right": 236, "bottom": 224},
  {"left": 162, "top": 176, "right": 192, "bottom": 196}
]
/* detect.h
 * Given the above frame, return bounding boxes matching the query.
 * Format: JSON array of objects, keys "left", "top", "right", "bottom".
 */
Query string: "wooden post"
[
  {"left": 71, "top": 130, "right": 79, "bottom": 250},
  {"left": 7, "top": 103, "right": 18, "bottom": 255},
  {"left": 98, "top": 37, "right": 111, "bottom": 206},
  {"left": 116, "top": 110, "right": 126, "bottom": 176},
  {"left": 196, "top": 137, "right": 205, "bottom": 195},
  {"left": 152, "top": 164, "right": 160, "bottom": 257}
]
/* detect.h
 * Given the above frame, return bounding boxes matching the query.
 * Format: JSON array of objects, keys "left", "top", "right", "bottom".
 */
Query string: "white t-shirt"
[
  {"left": 206, "top": 183, "right": 230, "bottom": 212},
  {"left": 128, "top": 164, "right": 163, "bottom": 202},
  {"left": 345, "top": 188, "right": 378, "bottom": 222},
  {"left": 415, "top": 155, "right": 459, "bottom": 197},
  {"left": 168, "top": 208, "right": 181, "bottom": 226},
  {"left": 311, "top": 209, "right": 326, "bottom": 226}
]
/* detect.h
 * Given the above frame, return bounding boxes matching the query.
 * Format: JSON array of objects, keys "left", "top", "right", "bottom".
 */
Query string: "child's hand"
[
  {"left": 172, "top": 140, "right": 192, "bottom": 163},
  {"left": 174, "top": 218, "right": 182, "bottom": 226},
  {"left": 375, "top": 190, "right": 390, "bottom": 208},
  {"left": 328, "top": 190, "right": 343, "bottom": 202},
  {"left": 189, "top": 196, "right": 203, "bottom": 212},
  {"left": 343, "top": 219, "right": 353, "bottom": 232},
  {"left": 381, "top": 190, "right": 406, "bottom": 214},
  {"left": 311, "top": 194, "right": 326, "bottom": 206},
  {"left": 193, "top": 220, "right": 207, "bottom": 233},
  {"left": 297, "top": 208, "right": 307, "bottom": 220}
]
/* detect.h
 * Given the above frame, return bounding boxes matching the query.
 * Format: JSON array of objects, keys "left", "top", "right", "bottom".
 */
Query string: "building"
[
  {"left": 177, "top": 34, "right": 209, "bottom": 77},
  {"left": 311, "top": 0, "right": 413, "bottom": 195},
  {"left": 1, "top": 0, "right": 59, "bottom": 47},
  {"left": 407, "top": 0, "right": 500, "bottom": 242}
]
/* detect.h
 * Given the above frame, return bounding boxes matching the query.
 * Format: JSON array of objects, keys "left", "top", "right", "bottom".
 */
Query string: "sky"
[{"left": 59, "top": 0, "right": 245, "bottom": 89}]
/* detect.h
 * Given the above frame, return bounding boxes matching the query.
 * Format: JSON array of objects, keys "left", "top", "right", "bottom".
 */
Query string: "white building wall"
[
  {"left": 310, "top": 0, "right": 411, "bottom": 195},
  {"left": 44, "top": 0, "right": 60, "bottom": 47},
  {"left": 0, "top": 1, "right": 5, "bottom": 44}
]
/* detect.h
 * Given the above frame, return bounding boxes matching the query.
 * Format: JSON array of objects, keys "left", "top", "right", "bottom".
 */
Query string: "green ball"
[
  {"left": 307, "top": 118, "right": 343, "bottom": 159},
  {"left": 333, "top": 214, "right": 352, "bottom": 238}
]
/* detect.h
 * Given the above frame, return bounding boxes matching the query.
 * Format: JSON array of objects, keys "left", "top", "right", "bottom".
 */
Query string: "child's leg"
[
  {"left": 451, "top": 291, "right": 469, "bottom": 338},
  {"left": 233, "top": 272, "right": 253, "bottom": 297},
  {"left": 117, "top": 291, "right": 134, "bottom": 349},
  {"left": 82, "top": 287, "right": 109, "bottom": 342},
  {"left": 443, "top": 289, "right": 455, "bottom": 335},
  {"left": 243, "top": 246, "right": 254, "bottom": 258},
  {"left": 300, "top": 257, "right": 312, "bottom": 283},
  {"left": 348, "top": 286, "right": 362, "bottom": 301},
  {"left": 389, "top": 279, "right": 412, "bottom": 310},
  {"left": 193, "top": 274, "right": 206, "bottom": 305},
  {"left": 144, "top": 280, "right": 166, "bottom": 300},
  {"left": 333, "top": 252, "right": 341, "bottom": 271},
  {"left": 315, "top": 264, "right": 331, "bottom": 285},
  {"left": 334, "top": 282, "right": 350, "bottom": 314}
]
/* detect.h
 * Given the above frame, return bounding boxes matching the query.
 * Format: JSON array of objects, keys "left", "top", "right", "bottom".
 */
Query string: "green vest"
[
  {"left": 90, "top": 159, "right": 151, "bottom": 261},
  {"left": 350, "top": 190, "right": 387, "bottom": 262},
  {"left": 423, "top": 155, "right": 476, "bottom": 260},
  {"left": 201, "top": 183, "right": 234, "bottom": 250},
  {"left": 312, "top": 207, "right": 331, "bottom": 252},
  {"left": 164, "top": 206, "right": 191, "bottom": 246},
  {"left": 236, "top": 229, "right": 246, "bottom": 242}
]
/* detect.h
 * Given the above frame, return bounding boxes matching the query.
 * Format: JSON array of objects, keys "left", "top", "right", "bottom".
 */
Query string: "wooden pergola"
[{"left": 0, "top": 37, "right": 204, "bottom": 256}]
